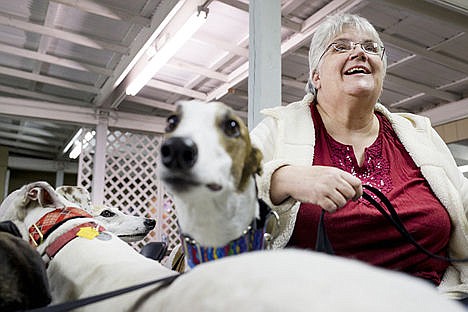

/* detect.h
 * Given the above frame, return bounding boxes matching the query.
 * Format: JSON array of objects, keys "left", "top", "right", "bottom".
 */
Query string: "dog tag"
[
  {"left": 76, "top": 227, "right": 100, "bottom": 240},
  {"left": 96, "top": 232, "right": 112, "bottom": 241}
]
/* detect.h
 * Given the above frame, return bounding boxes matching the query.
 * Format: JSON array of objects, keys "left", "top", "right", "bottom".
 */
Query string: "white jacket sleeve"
[
  {"left": 250, "top": 116, "right": 300, "bottom": 248},
  {"left": 250, "top": 116, "right": 297, "bottom": 212}
]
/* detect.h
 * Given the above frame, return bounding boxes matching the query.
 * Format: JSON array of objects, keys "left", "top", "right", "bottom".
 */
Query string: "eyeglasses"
[{"left": 321, "top": 39, "right": 385, "bottom": 59}]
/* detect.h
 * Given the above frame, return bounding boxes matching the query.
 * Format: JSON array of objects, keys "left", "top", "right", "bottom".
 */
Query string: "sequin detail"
[{"left": 326, "top": 123, "right": 392, "bottom": 193}]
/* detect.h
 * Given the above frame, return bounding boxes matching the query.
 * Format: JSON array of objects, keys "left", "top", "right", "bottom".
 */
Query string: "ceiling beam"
[
  {"left": 0, "top": 85, "right": 89, "bottom": 106},
  {"left": 0, "top": 66, "right": 100, "bottom": 93},
  {"left": 166, "top": 59, "right": 230, "bottom": 82},
  {"left": 0, "top": 97, "right": 167, "bottom": 133},
  {"left": 0, "top": 14, "right": 128, "bottom": 53},
  {"left": 385, "top": 74, "right": 461, "bottom": 102},
  {"left": 50, "top": 0, "right": 151, "bottom": 26},
  {"left": 0, "top": 122, "right": 69, "bottom": 138},
  {"left": 146, "top": 79, "right": 208, "bottom": 100},
  {"left": 30, "top": 2, "right": 59, "bottom": 91},
  {"left": 420, "top": 97, "right": 468, "bottom": 125},
  {"left": 281, "top": 0, "right": 309, "bottom": 16},
  {"left": 0, "top": 43, "right": 112, "bottom": 76},
  {"left": 126, "top": 96, "right": 177, "bottom": 111},
  {"left": 282, "top": 77, "right": 306, "bottom": 90},
  {"left": 389, "top": 76, "right": 468, "bottom": 108},
  {"left": 0, "top": 130, "right": 62, "bottom": 145},
  {"left": 375, "top": 0, "right": 468, "bottom": 30},
  {"left": 207, "top": 61, "right": 249, "bottom": 101},
  {"left": 8, "top": 156, "right": 78, "bottom": 173},
  {"left": 216, "top": 0, "right": 302, "bottom": 32},
  {"left": 193, "top": 34, "right": 249, "bottom": 58},
  {"left": 7, "top": 148, "right": 57, "bottom": 160},
  {"left": 380, "top": 33, "right": 468, "bottom": 74},
  {"left": 0, "top": 137, "right": 58, "bottom": 153},
  {"left": 169, "top": 33, "right": 250, "bottom": 104}
]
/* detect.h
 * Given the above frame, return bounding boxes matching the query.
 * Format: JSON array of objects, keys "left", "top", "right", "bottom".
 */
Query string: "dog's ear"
[
  {"left": 249, "top": 145, "right": 263, "bottom": 176},
  {"left": 27, "top": 185, "right": 63, "bottom": 208},
  {"left": 238, "top": 145, "right": 263, "bottom": 192}
]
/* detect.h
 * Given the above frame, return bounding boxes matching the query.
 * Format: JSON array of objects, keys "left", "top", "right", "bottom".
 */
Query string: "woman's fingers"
[
  {"left": 273, "top": 165, "right": 363, "bottom": 212},
  {"left": 339, "top": 171, "right": 363, "bottom": 201}
]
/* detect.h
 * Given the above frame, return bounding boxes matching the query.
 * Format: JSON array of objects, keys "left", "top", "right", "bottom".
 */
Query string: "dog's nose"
[
  {"left": 144, "top": 218, "right": 156, "bottom": 229},
  {"left": 160, "top": 137, "right": 198, "bottom": 170}
]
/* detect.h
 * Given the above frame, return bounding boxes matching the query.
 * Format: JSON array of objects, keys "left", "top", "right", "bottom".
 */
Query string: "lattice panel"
[{"left": 77, "top": 128, "right": 180, "bottom": 253}]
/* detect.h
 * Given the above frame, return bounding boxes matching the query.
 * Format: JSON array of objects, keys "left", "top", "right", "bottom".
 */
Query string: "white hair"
[{"left": 305, "top": 14, "right": 387, "bottom": 98}]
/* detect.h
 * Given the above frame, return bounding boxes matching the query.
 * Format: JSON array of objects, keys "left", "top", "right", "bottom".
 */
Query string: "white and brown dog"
[
  {"left": 56, "top": 185, "right": 155, "bottom": 242},
  {"left": 159, "top": 100, "right": 268, "bottom": 268}
]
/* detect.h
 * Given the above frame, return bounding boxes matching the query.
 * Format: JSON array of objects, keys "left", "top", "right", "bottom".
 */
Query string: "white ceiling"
[{"left": 0, "top": 0, "right": 467, "bottom": 168}]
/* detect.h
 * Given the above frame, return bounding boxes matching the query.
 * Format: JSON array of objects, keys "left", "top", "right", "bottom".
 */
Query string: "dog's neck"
[
  {"left": 174, "top": 177, "right": 259, "bottom": 247},
  {"left": 23, "top": 206, "right": 96, "bottom": 254}
]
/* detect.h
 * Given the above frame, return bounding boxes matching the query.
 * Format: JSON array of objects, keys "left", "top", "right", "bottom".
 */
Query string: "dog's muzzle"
[{"left": 161, "top": 137, "right": 198, "bottom": 170}]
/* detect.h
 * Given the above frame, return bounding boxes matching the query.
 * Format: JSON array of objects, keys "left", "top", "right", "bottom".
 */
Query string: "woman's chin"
[{"left": 343, "top": 84, "right": 378, "bottom": 100}]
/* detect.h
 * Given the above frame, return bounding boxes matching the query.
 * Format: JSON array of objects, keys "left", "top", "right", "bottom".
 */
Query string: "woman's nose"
[{"left": 349, "top": 46, "right": 368, "bottom": 61}]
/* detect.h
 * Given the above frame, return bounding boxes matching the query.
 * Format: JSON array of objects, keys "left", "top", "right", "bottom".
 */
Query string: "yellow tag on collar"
[{"left": 76, "top": 227, "right": 100, "bottom": 240}]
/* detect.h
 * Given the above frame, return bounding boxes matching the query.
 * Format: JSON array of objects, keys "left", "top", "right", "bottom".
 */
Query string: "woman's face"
[{"left": 312, "top": 28, "right": 384, "bottom": 103}]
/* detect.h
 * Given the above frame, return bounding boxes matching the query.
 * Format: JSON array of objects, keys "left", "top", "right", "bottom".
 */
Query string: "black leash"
[
  {"left": 24, "top": 274, "right": 181, "bottom": 312},
  {"left": 316, "top": 184, "right": 468, "bottom": 263},
  {"left": 315, "top": 209, "right": 335, "bottom": 254}
]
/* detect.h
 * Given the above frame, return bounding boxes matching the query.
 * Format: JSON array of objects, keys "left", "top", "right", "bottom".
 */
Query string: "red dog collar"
[
  {"left": 28, "top": 207, "right": 93, "bottom": 247},
  {"left": 45, "top": 221, "right": 106, "bottom": 260}
]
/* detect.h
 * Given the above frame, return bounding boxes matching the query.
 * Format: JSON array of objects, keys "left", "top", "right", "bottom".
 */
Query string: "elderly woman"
[{"left": 251, "top": 13, "right": 468, "bottom": 300}]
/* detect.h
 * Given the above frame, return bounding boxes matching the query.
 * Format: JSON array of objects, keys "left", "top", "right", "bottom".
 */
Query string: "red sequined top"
[{"left": 288, "top": 104, "right": 451, "bottom": 285}]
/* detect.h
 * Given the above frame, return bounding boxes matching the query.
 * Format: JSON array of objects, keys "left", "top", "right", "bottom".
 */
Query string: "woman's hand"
[{"left": 270, "top": 165, "right": 362, "bottom": 212}]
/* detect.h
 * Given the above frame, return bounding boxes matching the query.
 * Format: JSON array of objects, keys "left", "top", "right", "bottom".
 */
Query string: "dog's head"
[
  {"left": 160, "top": 100, "right": 262, "bottom": 196},
  {"left": 56, "top": 186, "right": 156, "bottom": 242},
  {"left": 0, "top": 181, "right": 64, "bottom": 224},
  {"left": 86, "top": 204, "right": 156, "bottom": 242}
]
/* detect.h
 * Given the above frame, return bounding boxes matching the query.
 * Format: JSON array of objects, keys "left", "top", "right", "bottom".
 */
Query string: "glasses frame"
[{"left": 319, "top": 40, "right": 385, "bottom": 62}]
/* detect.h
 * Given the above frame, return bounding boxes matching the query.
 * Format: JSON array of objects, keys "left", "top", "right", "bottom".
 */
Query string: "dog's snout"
[
  {"left": 144, "top": 218, "right": 156, "bottom": 229},
  {"left": 161, "top": 137, "right": 198, "bottom": 170}
]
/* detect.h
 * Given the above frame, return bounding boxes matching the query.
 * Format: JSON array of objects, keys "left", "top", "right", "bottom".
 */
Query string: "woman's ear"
[{"left": 312, "top": 71, "right": 321, "bottom": 90}]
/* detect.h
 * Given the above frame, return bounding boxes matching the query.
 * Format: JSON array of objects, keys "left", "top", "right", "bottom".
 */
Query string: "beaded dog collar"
[{"left": 180, "top": 199, "right": 278, "bottom": 269}]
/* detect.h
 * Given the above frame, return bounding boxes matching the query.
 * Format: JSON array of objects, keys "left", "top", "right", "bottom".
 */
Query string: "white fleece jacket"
[{"left": 250, "top": 93, "right": 468, "bottom": 299}]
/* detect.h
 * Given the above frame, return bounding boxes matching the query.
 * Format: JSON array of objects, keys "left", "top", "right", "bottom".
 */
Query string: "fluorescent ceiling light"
[
  {"left": 63, "top": 128, "right": 83, "bottom": 154},
  {"left": 69, "top": 143, "right": 82, "bottom": 160},
  {"left": 458, "top": 165, "right": 468, "bottom": 173},
  {"left": 68, "top": 130, "right": 95, "bottom": 160},
  {"left": 125, "top": 9, "right": 208, "bottom": 96}
]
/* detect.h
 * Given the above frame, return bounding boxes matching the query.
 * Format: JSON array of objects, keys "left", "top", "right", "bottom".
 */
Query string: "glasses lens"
[
  {"left": 332, "top": 40, "right": 352, "bottom": 52},
  {"left": 362, "top": 42, "right": 380, "bottom": 54}
]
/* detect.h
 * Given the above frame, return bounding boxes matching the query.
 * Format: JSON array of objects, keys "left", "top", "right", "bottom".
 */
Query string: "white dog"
[
  {"left": 56, "top": 185, "right": 155, "bottom": 242},
  {"left": 0, "top": 181, "right": 178, "bottom": 309}
]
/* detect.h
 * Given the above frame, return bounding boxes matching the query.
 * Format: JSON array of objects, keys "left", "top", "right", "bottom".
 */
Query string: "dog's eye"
[
  {"left": 222, "top": 119, "right": 241, "bottom": 138},
  {"left": 165, "top": 115, "right": 180, "bottom": 133},
  {"left": 100, "top": 210, "right": 115, "bottom": 218}
]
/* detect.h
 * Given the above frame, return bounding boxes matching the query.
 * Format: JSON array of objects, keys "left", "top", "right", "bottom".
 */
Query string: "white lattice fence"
[{"left": 77, "top": 128, "right": 180, "bottom": 253}]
